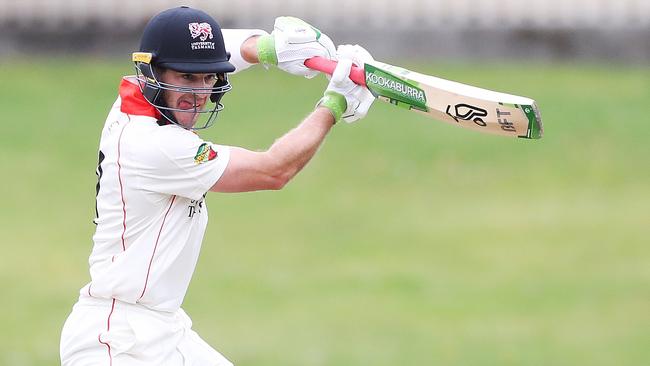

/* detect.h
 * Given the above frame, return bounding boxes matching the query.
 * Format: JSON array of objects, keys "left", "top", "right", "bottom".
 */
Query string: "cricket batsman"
[{"left": 59, "top": 6, "right": 374, "bottom": 365}]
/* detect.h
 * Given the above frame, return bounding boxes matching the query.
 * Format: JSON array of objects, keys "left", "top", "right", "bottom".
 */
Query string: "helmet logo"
[
  {"left": 189, "top": 22, "right": 213, "bottom": 41},
  {"left": 189, "top": 22, "right": 216, "bottom": 50}
]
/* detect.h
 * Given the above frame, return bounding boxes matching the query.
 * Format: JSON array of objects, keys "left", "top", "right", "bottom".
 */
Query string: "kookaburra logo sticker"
[{"left": 189, "top": 23, "right": 215, "bottom": 50}]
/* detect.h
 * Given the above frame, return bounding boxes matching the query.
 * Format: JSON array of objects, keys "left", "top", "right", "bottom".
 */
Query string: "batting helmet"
[{"left": 132, "top": 6, "right": 235, "bottom": 129}]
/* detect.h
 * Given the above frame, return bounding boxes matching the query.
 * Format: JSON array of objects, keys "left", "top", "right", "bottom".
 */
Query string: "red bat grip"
[{"left": 304, "top": 57, "right": 367, "bottom": 87}]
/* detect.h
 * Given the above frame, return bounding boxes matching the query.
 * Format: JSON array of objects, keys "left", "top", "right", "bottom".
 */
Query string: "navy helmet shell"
[{"left": 139, "top": 6, "right": 235, "bottom": 74}]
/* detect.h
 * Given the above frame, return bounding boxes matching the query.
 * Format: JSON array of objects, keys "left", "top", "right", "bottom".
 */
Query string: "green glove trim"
[
  {"left": 318, "top": 91, "right": 347, "bottom": 123},
  {"left": 257, "top": 35, "right": 278, "bottom": 66}
]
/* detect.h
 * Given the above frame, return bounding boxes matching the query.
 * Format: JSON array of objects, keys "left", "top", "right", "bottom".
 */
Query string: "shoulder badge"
[{"left": 194, "top": 143, "right": 218, "bottom": 164}]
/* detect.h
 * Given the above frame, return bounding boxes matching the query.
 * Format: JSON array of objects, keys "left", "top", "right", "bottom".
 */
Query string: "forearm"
[
  {"left": 211, "top": 107, "right": 335, "bottom": 193},
  {"left": 266, "top": 107, "right": 335, "bottom": 185}
]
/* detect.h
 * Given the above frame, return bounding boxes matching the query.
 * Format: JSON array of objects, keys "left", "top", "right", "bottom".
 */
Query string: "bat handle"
[{"left": 304, "top": 57, "right": 367, "bottom": 87}]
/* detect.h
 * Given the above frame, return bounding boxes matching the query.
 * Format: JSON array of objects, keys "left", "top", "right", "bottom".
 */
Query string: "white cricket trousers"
[{"left": 60, "top": 296, "right": 234, "bottom": 366}]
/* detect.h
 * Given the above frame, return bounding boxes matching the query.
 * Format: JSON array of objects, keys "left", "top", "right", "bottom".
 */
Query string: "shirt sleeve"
[
  {"left": 136, "top": 127, "right": 230, "bottom": 200},
  {"left": 222, "top": 29, "right": 269, "bottom": 73}
]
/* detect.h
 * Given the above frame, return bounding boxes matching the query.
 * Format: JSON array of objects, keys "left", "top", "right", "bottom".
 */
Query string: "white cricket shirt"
[
  {"left": 80, "top": 78, "right": 229, "bottom": 312},
  {"left": 79, "top": 28, "right": 269, "bottom": 313}
]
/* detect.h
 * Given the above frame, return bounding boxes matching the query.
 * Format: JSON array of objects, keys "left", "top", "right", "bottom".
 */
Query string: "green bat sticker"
[
  {"left": 364, "top": 64, "right": 428, "bottom": 112},
  {"left": 523, "top": 104, "right": 543, "bottom": 139}
]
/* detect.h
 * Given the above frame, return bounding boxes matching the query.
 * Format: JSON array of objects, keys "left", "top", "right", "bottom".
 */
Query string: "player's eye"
[{"left": 204, "top": 74, "right": 217, "bottom": 84}]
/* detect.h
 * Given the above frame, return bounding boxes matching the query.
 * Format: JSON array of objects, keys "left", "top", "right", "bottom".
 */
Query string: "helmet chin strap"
[{"left": 157, "top": 102, "right": 176, "bottom": 126}]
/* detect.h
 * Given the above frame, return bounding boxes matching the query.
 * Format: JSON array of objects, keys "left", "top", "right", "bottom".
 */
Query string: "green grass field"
[{"left": 0, "top": 58, "right": 648, "bottom": 365}]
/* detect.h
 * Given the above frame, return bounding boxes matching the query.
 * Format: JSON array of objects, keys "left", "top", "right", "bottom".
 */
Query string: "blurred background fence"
[{"left": 1, "top": 0, "right": 649, "bottom": 62}]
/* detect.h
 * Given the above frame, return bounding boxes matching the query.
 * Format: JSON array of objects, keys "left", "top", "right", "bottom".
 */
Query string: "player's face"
[{"left": 159, "top": 70, "right": 218, "bottom": 128}]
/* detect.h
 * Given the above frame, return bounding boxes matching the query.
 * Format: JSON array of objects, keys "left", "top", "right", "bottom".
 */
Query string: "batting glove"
[
  {"left": 318, "top": 45, "right": 375, "bottom": 123},
  {"left": 257, "top": 16, "right": 336, "bottom": 78}
]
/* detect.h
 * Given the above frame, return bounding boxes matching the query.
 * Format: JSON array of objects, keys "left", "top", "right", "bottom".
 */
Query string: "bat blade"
[{"left": 304, "top": 57, "right": 543, "bottom": 139}]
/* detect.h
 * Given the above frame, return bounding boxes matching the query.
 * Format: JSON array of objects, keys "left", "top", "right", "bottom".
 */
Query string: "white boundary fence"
[
  {"left": 1, "top": 0, "right": 648, "bottom": 61},
  {"left": 1, "top": 0, "right": 650, "bottom": 30}
]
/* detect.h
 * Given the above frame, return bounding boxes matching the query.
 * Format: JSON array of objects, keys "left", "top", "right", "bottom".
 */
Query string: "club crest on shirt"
[{"left": 194, "top": 143, "right": 217, "bottom": 164}]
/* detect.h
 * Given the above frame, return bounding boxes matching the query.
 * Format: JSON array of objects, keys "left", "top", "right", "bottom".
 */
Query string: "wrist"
[
  {"left": 317, "top": 91, "right": 347, "bottom": 123},
  {"left": 241, "top": 35, "right": 261, "bottom": 64},
  {"left": 256, "top": 34, "right": 278, "bottom": 66}
]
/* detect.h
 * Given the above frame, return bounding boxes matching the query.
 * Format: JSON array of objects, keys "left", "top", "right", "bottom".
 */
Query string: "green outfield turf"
[{"left": 0, "top": 58, "right": 648, "bottom": 366}]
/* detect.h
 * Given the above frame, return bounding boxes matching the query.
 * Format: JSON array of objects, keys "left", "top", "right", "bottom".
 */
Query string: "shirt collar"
[{"left": 119, "top": 77, "right": 162, "bottom": 119}]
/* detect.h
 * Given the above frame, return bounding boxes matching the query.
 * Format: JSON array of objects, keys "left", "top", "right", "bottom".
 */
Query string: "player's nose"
[{"left": 194, "top": 77, "right": 214, "bottom": 96}]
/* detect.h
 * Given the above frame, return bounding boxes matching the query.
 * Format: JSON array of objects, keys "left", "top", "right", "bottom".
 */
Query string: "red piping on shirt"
[
  {"left": 117, "top": 120, "right": 129, "bottom": 251},
  {"left": 138, "top": 195, "right": 177, "bottom": 300},
  {"left": 97, "top": 298, "right": 116, "bottom": 366}
]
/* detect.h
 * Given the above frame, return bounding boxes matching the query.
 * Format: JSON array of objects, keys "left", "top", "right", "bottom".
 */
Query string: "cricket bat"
[{"left": 304, "top": 57, "right": 543, "bottom": 139}]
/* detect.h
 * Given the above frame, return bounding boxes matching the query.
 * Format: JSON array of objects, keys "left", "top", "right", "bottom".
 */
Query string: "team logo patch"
[
  {"left": 194, "top": 143, "right": 218, "bottom": 164},
  {"left": 189, "top": 22, "right": 215, "bottom": 50}
]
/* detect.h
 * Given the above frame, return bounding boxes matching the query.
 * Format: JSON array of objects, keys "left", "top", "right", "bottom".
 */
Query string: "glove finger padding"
[
  {"left": 335, "top": 45, "right": 376, "bottom": 123},
  {"left": 337, "top": 44, "right": 374, "bottom": 66},
  {"left": 331, "top": 59, "right": 354, "bottom": 89},
  {"left": 263, "top": 17, "right": 336, "bottom": 79}
]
